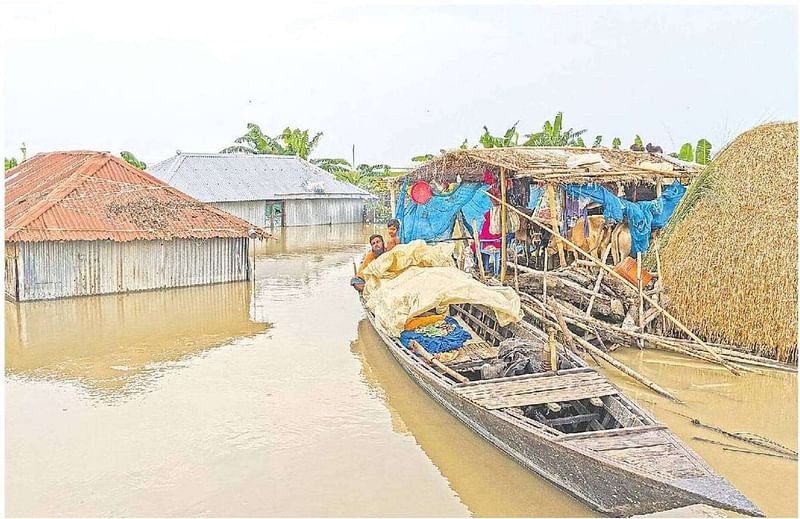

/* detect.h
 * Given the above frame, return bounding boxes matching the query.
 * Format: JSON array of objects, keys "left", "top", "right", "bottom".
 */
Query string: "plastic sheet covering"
[
  {"left": 563, "top": 182, "right": 686, "bottom": 256},
  {"left": 396, "top": 178, "right": 483, "bottom": 242},
  {"left": 361, "top": 239, "right": 455, "bottom": 295},
  {"left": 364, "top": 265, "right": 522, "bottom": 337}
]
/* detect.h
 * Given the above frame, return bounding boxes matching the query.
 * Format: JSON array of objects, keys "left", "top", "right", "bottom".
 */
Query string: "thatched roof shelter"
[
  {"left": 657, "top": 122, "right": 797, "bottom": 362},
  {"left": 398, "top": 147, "right": 700, "bottom": 186}
]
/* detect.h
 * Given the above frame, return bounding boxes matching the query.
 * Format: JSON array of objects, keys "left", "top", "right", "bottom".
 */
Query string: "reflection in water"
[
  {"left": 600, "top": 349, "right": 797, "bottom": 518},
  {"left": 350, "top": 319, "right": 593, "bottom": 517},
  {"left": 5, "top": 282, "right": 269, "bottom": 401}
]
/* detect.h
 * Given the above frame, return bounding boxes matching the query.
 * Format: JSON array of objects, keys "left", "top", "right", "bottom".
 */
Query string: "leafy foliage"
[
  {"left": 221, "top": 123, "right": 286, "bottom": 155},
  {"left": 411, "top": 154, "right": 435, "bottom": 163},
  {"left": 695, "top": 139, "right": 712, "bottom": 165},
  {"left": 634, "top": 135, "right": 644, "bottom": 148},
  {"left": 592, "top": 135, "right": 603, "bottom": 148},
  {"left": 479, "top": 121, "right": 520, "bottom": 148},
  {"left": 523, "top": 112, "right": 586, "bottom": 146},
  {"left": 120, "top": 151, "right": 146, "bottom": 170},
  {"left": 280, "top": 127, "right": 323, "bottom": 159},
  {"left": 5, "top": 157, "right": 18, "bottom": 171},
  {"left": 334, "top": 163, "right": 392, "bottom": 193},
  {"left": 678, "top": 143, "right": 694, "bottom": 162},
  {"left": 612, "top": 137, "right": 621, "bottom": 149},
  {"left": 575, "top": 137, "right": 586, "bottom": 147},
  {"left": 311, "top": 158, "right": 351, "bottom": 174}
]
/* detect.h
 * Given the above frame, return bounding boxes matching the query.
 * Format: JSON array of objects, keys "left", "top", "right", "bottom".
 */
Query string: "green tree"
[
  {"left": 479, "top": 122, "right": 520, "bottom": 148},
  {"left": 592, "top": 135, "right": 603, "bottom": 148},
  {"left": 5, "top": 157, "right": 18, "bottom": 171},
  {"left": 334, "top": 163, "right": 391, "bottom": 193},
  {"left": 575, "top": 137, "right": 586, "bottom": 147},
  {"left": 695, "top": 139, "right": 712, "bottom": 165},
  {"left": 221, "top": 123, "right": 286, "bottom": 154},
  {"left": 523, "top": 112, "right": 586, "bottom": 146},
  {"left": 120, "top": 151, "right": 146, "bottom": 170},
  {"left": 678, "top": 143, "right": 694, "bottom": 162},
  {"left": 612, "top": 137, "right": 621, "bottom": 149},
  {"left": 312, "top": 158, "right": 352, "bottom": 174},
  {"left": 634, "top": 135, "right": 644, "bottom": 148},
  {"left": 279, "top": 127, "right": 323, "bottom": 159}
]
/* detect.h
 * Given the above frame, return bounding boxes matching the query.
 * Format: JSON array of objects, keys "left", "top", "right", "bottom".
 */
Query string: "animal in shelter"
[
  {"left": 646, "top": 143, "right": 664, "bottom": 154},
  {"left": 547, "top": 215, "right": 611, "bottom": 262},
  {"left": 610, "top": 222, "right": 632, "bottom": 265}
]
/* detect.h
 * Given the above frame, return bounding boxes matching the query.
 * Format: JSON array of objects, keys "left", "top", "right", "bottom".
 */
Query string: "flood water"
[{"left": 4, "top": 223, "right": 796, "bottom": 517}]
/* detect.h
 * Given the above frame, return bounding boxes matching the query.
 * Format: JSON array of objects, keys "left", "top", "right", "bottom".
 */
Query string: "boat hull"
[{"left": 363, "top": 308, "right": 763, "bottom": 517}]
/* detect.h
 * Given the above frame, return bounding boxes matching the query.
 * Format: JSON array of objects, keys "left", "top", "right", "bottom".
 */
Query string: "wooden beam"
[
  {"left": 483, "top": 190, "right": 742, "bottom": 376},
  {"left": 546, "top": 183, "right": 566, "bottom": 267},
  {"left": 471, "top": 218, "right": 486, "bottom": 282},
  {"left": 500, "top": 167, "right": 508, "bottom": 283}
]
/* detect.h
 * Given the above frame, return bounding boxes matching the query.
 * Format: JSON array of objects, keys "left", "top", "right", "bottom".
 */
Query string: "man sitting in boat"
[
  {"left": 385, "top": 219, "right": 401, "bottom": 251},
  {"left": 351, "top": 233, "right": 386, "bottom": 292}
]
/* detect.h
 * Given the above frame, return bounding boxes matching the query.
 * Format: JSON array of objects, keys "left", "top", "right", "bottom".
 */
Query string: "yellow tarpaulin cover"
[{"left": 361, "top": 241, "right": 522, "bottom": 337}]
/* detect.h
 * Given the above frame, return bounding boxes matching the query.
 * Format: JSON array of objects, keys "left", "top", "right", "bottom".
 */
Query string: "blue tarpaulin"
[
  {"left": 564, "top": 182, "right": 687, "bottom": 256},
  {"left": 396, "top": 179, "right": 485, "bottom": 242}
]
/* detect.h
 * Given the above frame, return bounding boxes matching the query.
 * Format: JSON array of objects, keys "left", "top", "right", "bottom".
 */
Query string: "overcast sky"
[{"left": 2, "top": 1, "right": 797, "bottom": 168}]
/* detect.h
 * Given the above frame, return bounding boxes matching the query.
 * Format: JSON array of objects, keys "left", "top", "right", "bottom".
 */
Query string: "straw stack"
[{"left": 657, "top": 122, "right": 797, "bottom": 362}]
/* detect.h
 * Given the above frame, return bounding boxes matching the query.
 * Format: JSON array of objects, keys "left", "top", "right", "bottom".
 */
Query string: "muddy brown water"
[{"left": 4, "top": 224, "right": 796, "bottom": 517}]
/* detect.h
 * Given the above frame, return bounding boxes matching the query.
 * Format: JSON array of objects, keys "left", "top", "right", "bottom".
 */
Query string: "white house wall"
[
  {"left": 12, "top": 238, "right": 250, "bottom": 301},
  {"left": 284, "top": 198, "right": 364, "bottom": 226}
]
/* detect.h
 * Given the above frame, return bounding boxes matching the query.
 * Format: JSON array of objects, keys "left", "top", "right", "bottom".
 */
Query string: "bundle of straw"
[{"left": 657, "top": 122, "right": 797, "bottom": 362}]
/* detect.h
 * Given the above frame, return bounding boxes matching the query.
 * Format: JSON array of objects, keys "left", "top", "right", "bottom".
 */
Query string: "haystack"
[{"left": 657, "top": 122, "right": 797, "bottom": 362}]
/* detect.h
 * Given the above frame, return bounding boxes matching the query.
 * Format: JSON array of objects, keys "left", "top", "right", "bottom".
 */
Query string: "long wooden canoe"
[{"left": 362, "top": 301, "right": 763, "bottom": 517}]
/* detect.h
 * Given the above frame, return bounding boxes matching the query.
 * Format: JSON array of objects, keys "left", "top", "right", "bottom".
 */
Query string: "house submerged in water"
[
  {"left": 5, "top": 151, "right": 267, "bottom": 302},
  {"left": 147, "top": 153, "right": 373, "bottom": 228}
]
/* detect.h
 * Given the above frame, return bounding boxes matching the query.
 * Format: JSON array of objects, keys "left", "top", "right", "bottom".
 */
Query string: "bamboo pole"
[
  {"left": 543, "top": 250, "right": 548, "bottom": 302},
  {"left": 547, "top": 328, "right": 558, "bottom": 371},
  {"left": 637, "top": 251, "right": 644, "bottom": 345},
  {"left": 586, "top": 243, "right": 612, "bottom": 316},
  {"left": 409, "top": 340, "right": 469, "bottom": 384},
  {"left": 545, "top": 183, "right": 566, "bottom": 267},
  {"left": 471, "top": 218, "right": 486, "bottom": 282},
  {"left": 484, "top": 190, "right": 742, "bottom": 376},
  {"left": 500, "top": 167, "right": 508, "bottom": 283}
]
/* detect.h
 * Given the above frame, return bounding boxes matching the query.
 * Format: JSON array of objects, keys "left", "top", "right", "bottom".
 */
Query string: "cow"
[
  {"left": 547, "top": 215, "right": 612, "bottom": 263},
  {"left": 610, "top": 222, "right": 632, "bottom": 265}
]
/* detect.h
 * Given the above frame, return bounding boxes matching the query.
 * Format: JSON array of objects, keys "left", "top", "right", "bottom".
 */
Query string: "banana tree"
[
  {"left": 221, "top": 123, "right": 286, "bottom": 154},
  {"left": 695, "top": 139, "right": 712, "bottom": 165},
  {"left": 312, "top": 158, "right": 352, "bottom": 174},
  {"left": 523, "top": 112, "right": 586, "bottom": 146},
  {"left": 280, "top": 127, "right": 323, "bottom": 159},
  {"left": 479, "top": 122, "right": 520, "bottom": 148},
  {"left": 120, "top": 151, "right": 146, "bottom": 170}
]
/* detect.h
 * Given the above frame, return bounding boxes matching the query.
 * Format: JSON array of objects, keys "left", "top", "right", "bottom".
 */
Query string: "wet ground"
[{"left": 4, "top": 224, "right": 797, "bottom": 516}]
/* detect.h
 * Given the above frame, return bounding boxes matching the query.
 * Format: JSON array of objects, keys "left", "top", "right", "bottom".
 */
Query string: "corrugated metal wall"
[
  {"left": 212, "top": 201, "right": 268, "bottom": 228},
  {"left": 214, "top": 198, "right": 365, "bottom": 227},
  {"left": 12, "top": 237, "right": 250, "bottom": 302},
  {"left": 5, "top": 243, "right": 19, "bottom": 300},
  {"left": 284, "top": 198, "right": 364, "bottom": 226}
]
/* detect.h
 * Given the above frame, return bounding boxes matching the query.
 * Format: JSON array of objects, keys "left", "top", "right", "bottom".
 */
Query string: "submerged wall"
[{"left": 7, "top": 237, "right": 250, "bottom": 301}]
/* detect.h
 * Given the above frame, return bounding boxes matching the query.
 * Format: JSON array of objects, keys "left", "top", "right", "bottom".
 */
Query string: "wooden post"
[
  {"left": 543, "top": 251, "right": 548, "bottom": 302},
  {"left": 471, "top": 218, "right": 486, "bottom": 282},
  {"left": 546, "top": 183, "right": 566, "bottom": 267},
  {"left": 637, "top": 251, "right": 644, "bottom": 346},
  {"left": 547, "top": 327, "right": 557, "bottom": 371},
  {"left": 483, "top": 190, "right": 742, "bottom": 376},
  {"left": 500, "top": 167, "right": 508, "bottom": 283},
  {"left": 655, "top": 177, "right": 663, "bottom": 198}
]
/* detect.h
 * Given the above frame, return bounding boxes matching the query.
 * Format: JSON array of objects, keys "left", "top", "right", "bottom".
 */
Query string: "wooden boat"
[{"left": 362, "top": 300, "right": 763, "bottom": 517}]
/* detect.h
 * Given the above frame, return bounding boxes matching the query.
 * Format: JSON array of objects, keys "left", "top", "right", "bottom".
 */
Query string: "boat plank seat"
[
  {"left": 454, "top": 371, "right": 618, "bottom": 409},
  {"left": 561, "top": 428, "right": 715, "bottom": 481}
]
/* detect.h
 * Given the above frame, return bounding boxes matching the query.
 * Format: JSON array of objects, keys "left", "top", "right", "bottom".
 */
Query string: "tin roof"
[
  {"left": 147, "top": 153, "right": 373, "bottom": 202},
  {"left": 5, "top": 151, "right": 269, "bottom": 242}
]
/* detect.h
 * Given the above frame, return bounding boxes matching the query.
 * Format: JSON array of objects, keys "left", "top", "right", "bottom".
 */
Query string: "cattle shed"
[
  {"left": 148, "top": 153, "right": 373, "bottom": 228},
  {"left": 5, "top": 151, "right": 267, "bottom": 302}
]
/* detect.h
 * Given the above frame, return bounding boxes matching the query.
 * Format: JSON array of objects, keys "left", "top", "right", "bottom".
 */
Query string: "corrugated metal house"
[
  {"left": 148, "top": 153, "right": 372, "bottom": 228},
  {"left": 5, "top": 151, "right": 265, "bottom": 302}
]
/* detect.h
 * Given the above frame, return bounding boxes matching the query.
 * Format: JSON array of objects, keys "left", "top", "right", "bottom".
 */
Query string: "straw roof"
[
  {"left": 400, "top": 147, "right": 699, "bottom": 185},
  {"left": 657, "top": 122, "right": 797, "bottom": 362}
]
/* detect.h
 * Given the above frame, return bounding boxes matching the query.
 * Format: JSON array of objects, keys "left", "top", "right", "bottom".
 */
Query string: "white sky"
[{"left": 2, "top": 1, "right": 797, "bottom": 168}]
